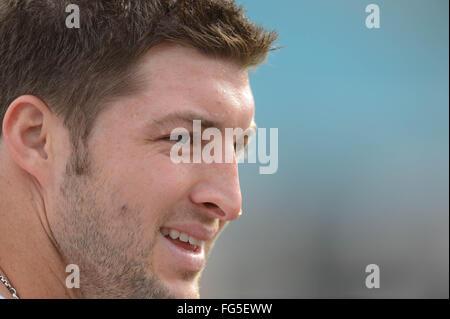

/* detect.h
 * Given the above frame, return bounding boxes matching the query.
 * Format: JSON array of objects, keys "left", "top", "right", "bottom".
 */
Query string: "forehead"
[{"left": 129, "top": 43, "right": 255, "bottom": 128}]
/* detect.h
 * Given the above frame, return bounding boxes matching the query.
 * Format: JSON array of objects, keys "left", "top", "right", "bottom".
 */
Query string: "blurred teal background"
[{"left": 200, "top": 0, "right": 449, "bottom": 298}]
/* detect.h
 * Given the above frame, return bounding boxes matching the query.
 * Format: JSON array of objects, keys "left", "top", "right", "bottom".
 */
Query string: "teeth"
[
  {"left": 189, "top": 237, "right": 201, "bottom": 246},
  {"left": 161, "top": 227, "right": 204, "bottom": 247},
  {"left": 169, "top": 229, "right": 179, "bottom": 239},
  {"left": 179, "top": 233, "right": 189, "bottom": 242}
]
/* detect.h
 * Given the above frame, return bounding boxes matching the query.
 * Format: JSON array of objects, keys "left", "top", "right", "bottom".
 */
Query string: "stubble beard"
[{"left": 51, "top": 147, "right": 176, "bottom": 298}]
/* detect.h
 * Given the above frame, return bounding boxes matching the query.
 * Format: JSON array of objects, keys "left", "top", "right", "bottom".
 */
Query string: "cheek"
[
  {"left": 95, "top": 146, "right": 193, "bottom": 221},
  {"left": 88, "top": 121, "right": 197, "bottom": 221}
]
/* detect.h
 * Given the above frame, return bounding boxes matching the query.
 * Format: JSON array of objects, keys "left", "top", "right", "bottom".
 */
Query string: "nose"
[{"left": 189, "top": 158, "right": 243, "bottom": 221}]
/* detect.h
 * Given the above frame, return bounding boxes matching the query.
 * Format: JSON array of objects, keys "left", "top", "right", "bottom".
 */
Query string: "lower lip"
[{"left": 160, "top": 233, "right": 205, "bottom": 272}]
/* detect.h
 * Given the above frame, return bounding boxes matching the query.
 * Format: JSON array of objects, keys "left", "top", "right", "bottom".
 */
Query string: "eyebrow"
[
  {"left": 148, "top": 110, "right": 221, "bottom": 130},
  {"left": 147, "top": 110, "right": 256, "bottom": 132},
  {"left": 248, "top": 119, "right": 258, "bottom": 132}
]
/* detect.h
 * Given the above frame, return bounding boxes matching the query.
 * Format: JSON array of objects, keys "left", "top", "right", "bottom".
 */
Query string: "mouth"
[
  {"left": 160, "top": 227, "right": 204, "bottom": 254},
  {"left": 160, "top": 227, "right": 206, "bottom": 272}
]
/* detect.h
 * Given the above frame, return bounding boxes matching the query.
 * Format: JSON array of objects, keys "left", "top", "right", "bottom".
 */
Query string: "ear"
[{"left": 2, "top": 95, "right": 55, "bottom": 186}]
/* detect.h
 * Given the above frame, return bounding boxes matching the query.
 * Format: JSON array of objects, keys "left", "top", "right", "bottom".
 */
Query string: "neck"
[{"left": 0, "top": 156, "right": 79, "bottom": 299}]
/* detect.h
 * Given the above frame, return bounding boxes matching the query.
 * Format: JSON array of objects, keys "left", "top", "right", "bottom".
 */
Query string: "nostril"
[{"left": 203, "top": 202, "right": 225, "bottom": 217}]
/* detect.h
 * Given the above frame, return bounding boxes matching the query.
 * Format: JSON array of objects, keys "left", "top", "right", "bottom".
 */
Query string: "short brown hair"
[{"left": 0, "top": 0, "right": 277, "bottom": 148}]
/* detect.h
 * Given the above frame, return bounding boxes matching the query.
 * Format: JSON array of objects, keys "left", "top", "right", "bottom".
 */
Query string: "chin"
[{"left": 163, "top": 275, "right": 202, "bottom": 299}]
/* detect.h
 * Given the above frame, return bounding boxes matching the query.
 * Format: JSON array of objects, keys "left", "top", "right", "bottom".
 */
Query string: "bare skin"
[{"left": 0, "top": 43, "right": 254, "bottom": 298}]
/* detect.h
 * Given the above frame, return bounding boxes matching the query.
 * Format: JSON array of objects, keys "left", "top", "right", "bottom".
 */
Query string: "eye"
[
  {"left": 168, "top": 135, "right": 182, "bottom": 143},
  {"left": 164, "top": 132, "right": 192, "bottom": 144},
  {"left": 234, "top": 127, "right": 256, "bottom": 158},
  {"left": 234, "top": 138, "right": 251, "bottom": 158},
  {"left": 234, "top": 140, "right": 248, "bottom": 152},
  {"left": 234, "top": 132, "right": 253, "bottom": 152}
]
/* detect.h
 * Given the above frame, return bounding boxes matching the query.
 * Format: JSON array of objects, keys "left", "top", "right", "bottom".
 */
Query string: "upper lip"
[{"left": 161, "top": 223, "right": 218, "bottom": 241}]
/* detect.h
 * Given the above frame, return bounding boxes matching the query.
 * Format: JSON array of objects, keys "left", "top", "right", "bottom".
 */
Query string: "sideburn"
[{"left": 65, "top": 138, "right": 92, "bottom": 177}]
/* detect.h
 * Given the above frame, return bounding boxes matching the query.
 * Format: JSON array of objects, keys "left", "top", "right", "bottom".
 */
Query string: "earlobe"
[{"left": 2, "top": 95, "right": 52, "bottom": 183}]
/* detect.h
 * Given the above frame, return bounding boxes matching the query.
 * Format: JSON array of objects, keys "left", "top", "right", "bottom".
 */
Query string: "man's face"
[{"left": 49, "top": 44, "right": 255, "bottom": 298}]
